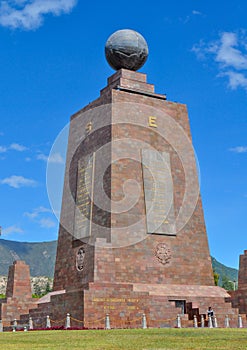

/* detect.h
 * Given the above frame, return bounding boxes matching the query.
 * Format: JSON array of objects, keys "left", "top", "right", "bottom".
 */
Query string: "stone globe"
[{"left": 105, "top": 29, "right": 149, "bottom": 71}]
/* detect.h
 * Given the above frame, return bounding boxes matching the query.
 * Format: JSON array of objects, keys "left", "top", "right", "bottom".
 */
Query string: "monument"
[
  {"left": 5, "top": 29, "right": 243, "bottom": 328},
  {"left": 0, "top": 261, "right": 37, "bottom": 328},
  {"left": 48, "top": 29, "right": 241, "bottom": 327},
  {"left": 229, "top": 250, "right": 247, "bottom": 314}
]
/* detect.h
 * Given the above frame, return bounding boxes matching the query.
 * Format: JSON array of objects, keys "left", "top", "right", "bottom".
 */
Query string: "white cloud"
[
  {"left": 24, "top": 206, "right": 57, "bottom": 229},
  {"left": 37, "top": 153, "right": 48, "bottom": 162},
  {"left": 0, "top": 142, "right": 27, "bottom": 154},
  {"left": 0, "top": 0, "right": 77, "bottom": 30},
  {"left": 49, "top": 152, "right": 64, "bottom": 164},
  {"left": 192, "top": 10, "right": 202, "bottom": 16},
  {"left": 220, "top": 71, "right": 247, "bottom": 90},
  {"left": 1, "top": 175, "right": 37, "bottom": 188},
  {"left": 2, "top": 225, "right": 23, "bottom": 235},
  {"left": 9, "top": 143, "right": 28, "bottom": 151},
  {"left": 182, "top": 10, "right": 203, "bottom": 24},
  {"left": 215, "top": 32, "right": 247, "bottom": 70},
  {"left": 39, "top": 217, "right": 56, "bottom": 228},
  {"left": 37, "top": 152, "right": 64, "bottom": 164},
  {"left": 229, "top": 146, "right": 247, "bottom": 153},
  {"left": 0, "top": 145, "right": 7, "bottom": 153},
  {"left": 24, "top": 206, "right": 52, "bottom": 219},
  {"left": 192, "top": 31, "right": 247, "bottom": 91}
]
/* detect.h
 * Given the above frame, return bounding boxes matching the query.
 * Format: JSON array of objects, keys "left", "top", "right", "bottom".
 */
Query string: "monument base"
[
  {"left": 16, "top": 282, "right": 244, "bottom": 329},
  {"left": 82, "top": 282, "right": 242, "bottom": 328}
]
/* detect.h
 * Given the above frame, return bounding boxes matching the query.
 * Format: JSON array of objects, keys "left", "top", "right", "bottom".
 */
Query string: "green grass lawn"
[{"left": 0, "top": 328, "right": 247, "bottom": 350}]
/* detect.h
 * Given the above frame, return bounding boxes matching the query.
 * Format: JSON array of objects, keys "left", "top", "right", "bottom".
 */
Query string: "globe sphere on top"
[{"left": 105, "top": 29, "right": 149, "bottom": 71}]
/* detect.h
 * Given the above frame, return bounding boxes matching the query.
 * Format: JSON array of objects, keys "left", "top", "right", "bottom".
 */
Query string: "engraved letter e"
[{"left": 149, "top": 116, "right": 157, "bottom": 128}]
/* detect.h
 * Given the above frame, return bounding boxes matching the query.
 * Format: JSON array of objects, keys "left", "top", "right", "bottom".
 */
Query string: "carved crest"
[
  {"left": 76, "top": 247, "right": 85, "bottom": 271},
  {"left": 155, "top": 243, "right": 171, "bottom": 265}
]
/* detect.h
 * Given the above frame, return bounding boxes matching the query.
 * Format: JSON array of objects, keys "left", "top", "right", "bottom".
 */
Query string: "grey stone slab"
[
  {"left": 73, "top": 153, "right": 95, "bottom": 239},
  {"left": 142, "top": 149, "right": 176, "bottom": 235}
]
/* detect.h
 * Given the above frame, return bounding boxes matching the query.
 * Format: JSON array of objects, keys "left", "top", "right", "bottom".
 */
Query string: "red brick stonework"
[
  {"left": 0, "top": 261, "right": 37, "bottom": 328},
  {"left": 15, "top": 69, "right": 244, "bottom": 328},
  {"left": 229, "top": 250, "right": 247, "bottom": 315}
]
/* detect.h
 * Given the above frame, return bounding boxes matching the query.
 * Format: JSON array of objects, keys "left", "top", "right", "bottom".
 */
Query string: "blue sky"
[{"left": 0, "top": 0, "right": 246, "bottom": 269}]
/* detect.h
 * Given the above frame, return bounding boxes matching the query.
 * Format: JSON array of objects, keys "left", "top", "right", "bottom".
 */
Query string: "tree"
[
  {"left": 33, "top": 283, "right": 42, "bottom": 296},
  {"left": 222, "top": 276, "right": 235, "bottom": 291},
  {"left": 45, "top": 281, "right": 52, "bottom": 294},
  {"left": 213, "top": 269, "right": 219, "bottom": 286}
]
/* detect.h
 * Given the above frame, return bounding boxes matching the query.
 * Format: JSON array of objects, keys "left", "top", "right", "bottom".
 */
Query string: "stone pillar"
[
  {"left": 142, "top": 313, "right": 147, "bottom": 329},
  {"left": 176, "top": 314, "right": 181, "bottom": 328},
  {"left": 208, "top": 316, "right": 213, "bottom": 328},
  {"left": 238, "top": 251, "right": 247, "bottom": 290},
  {"left": 213, "top": 315, "right": 218, "bottom": 328},
  {"left": 46, "top": 315, "right": 51, "bottom": 328},
  {"left": 200, "top": 315, "right": 204, "bottom": 328},
  {"left": 6, "top": 261, "right": 32, "bottom": 298},
  {"left": 193, "top": 315, "right": 198, "bottom": 328},
  {"left": 29, "top": 317, "right": 33, "bottom": 330},
  {"left": 105, "top": 314, "right": 111, "bottom": 330},
  {"left": 238, "top": 315, "right": 243, "bottom": 328},
  {"left": 0, "top": 261, "right": 38, "bottom": 327},
  {"left": 65, "top": 313, "right": 71, "bottom": 329},
  {"left": 225, "top": 315, "right": 230, "bottom": 328},
  {"left": 0, "top": 320, "right": 3, "bottom": 332}
]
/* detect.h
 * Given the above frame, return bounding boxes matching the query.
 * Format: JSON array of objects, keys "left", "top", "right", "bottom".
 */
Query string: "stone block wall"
[{"left": 0, "top": 261, "right": 37, "bottom": 327}]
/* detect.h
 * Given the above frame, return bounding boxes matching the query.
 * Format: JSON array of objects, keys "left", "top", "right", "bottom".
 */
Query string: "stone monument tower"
[
  {"left": 20, "top": 29, "right": 241, "bottom": 328},
  {"left": 0, "top": 261, "right": 37, "bottom": 328},
  {"left": 229, "top": 250, "right": 247, "bottom": 314}
]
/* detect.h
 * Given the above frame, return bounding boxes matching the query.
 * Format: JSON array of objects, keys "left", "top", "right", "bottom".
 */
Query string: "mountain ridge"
[
  {"left": 0, "top": 238, "right": 57, "bottom": 277},
  {"left": 0, "top": 238, "right": 238, "bottom": 285}
]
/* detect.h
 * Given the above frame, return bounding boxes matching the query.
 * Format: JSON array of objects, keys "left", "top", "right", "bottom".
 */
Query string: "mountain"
[
  {"left": 0, "top": 239, "right": 238, "bottom": 287},
  {"left": 211, "top": 256, "right": 238, "bottom": 287},
  {"left": 0, "top": 239, "right": 57, "bottom": 277}
]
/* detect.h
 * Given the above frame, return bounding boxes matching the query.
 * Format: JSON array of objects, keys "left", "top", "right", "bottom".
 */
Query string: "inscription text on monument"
[
  {"left": 142, "top": 149, "right": 176, "bottom": 235},
  {"left": 73, "top": 153, "right": 95, "bottom": 239}
]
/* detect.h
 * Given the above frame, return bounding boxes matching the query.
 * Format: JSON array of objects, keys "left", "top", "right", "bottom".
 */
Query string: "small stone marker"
[
  {"left": 213, "top": 315, "right": 218, "bottom": 328},
  {"left": 66, "top": 313, "right": 71, "bottom": 329},
  {"left": 29, "top": 317, "right": 33, "bottom": 330},
  {"left": 193, "top": 315, "right": 198, "bottom": 328},
  {"left": 105, "top": 314, "right": 111, "bottom": 330},
  {"left": 208, "top": 315, "right": 213, "bottom": 328},
  {"left": 225, "top": 315, "right": 230, "bottom": 328},
  {"left": 238, "top": 315, "right": 243, "bottom": 328},
  {"left": 0, "top": 320, "right": 3, "bottom": 332},
  {"left": 176, "top": 314, "right": 181, "bottom": 328},
  {"left": 200, "top": 315, "right": 204, "bottom": 328},
  {"left": 46, "top": 315, "right": 51, "bottom": 329},
  {"left": 142, "top": 313, "right": 147, "bottom": 329}
]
